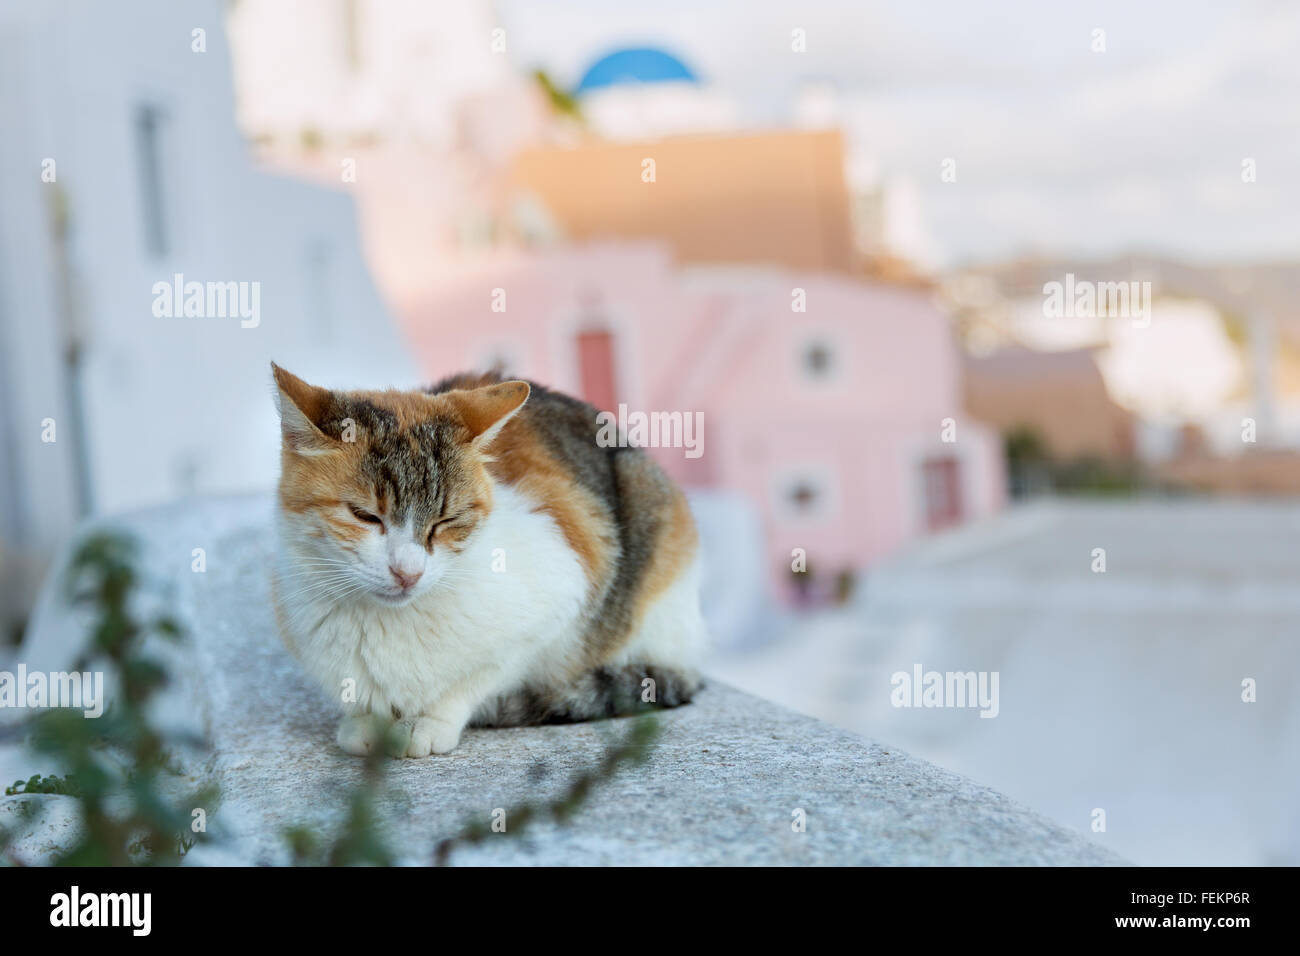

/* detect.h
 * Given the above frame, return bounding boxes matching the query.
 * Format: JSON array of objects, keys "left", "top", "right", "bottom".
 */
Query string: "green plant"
[
  {"left": 284, "top": 717, "right": 404, "bottom": 867},
  {"left": 0, "top": 531, "right": 216, "bottom": 866},
  {"left": 5, "top": 774, "right": 81, "bottom": 797},
  {"left": 1004, "top": 425, "right": 1051, "bottom": 466},
  {"left": 433, "top": 714, "right": 660, "bottom": 866},
  {"left": 4, "top": 614, "right": 25, "bottom": 649},
  {"left": 533, "top": 69, "right": 584, "bottom": 124},
  {"left": 282, "top": 712, "right": 662, "bottom": 867},
  {"left": 1051, "top": 456, "right": 1144, "bottom": 496},
  {"left": 299, "top": 126, "right": 324, "bottom": 151},
  {"left": 1002, "top": 425, "right": 1147, "bottom": 498}
]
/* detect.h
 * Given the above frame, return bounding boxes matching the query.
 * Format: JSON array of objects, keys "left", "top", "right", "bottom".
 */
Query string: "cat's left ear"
[
  {"left": 449, "top": 381, "right": 530, "bottom": 449},
  {"left": 271, "top": 362, "right": 338, "bottom": 455}
]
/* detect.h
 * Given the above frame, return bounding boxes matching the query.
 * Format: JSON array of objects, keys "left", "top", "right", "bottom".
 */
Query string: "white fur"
[
  {"left": 274, "top": 483, "right": 704, "bottom": 757},
  {"left": 610, "top": 552, "right": 706, "bottom": 674}
]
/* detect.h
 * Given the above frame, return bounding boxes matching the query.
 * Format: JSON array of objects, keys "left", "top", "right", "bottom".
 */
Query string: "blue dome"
[{"left": 575, "top": 47, "right": 698, "bottom": 94}]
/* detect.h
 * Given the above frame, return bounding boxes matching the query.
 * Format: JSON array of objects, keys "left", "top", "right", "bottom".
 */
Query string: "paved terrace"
[{"left": 714, "top": 499, "right": 1300, "bottom": 866}]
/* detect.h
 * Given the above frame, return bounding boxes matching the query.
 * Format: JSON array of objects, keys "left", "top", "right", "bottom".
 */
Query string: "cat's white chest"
[{"left": 278, "top": 485, "right": 588, "bottom": 716}]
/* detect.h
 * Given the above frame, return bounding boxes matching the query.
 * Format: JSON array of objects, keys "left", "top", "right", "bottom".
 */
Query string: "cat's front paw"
[
  {"left": 403, "top": 716, "right": 463, "bottom": 757},
  {"left": 336, "top": 714, "right": 384, "bottom": 756}
]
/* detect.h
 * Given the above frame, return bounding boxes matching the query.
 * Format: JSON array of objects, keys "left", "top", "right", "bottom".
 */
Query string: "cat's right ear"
[{"left": 271, "top": 362, "right": 337, "bottom": 456}]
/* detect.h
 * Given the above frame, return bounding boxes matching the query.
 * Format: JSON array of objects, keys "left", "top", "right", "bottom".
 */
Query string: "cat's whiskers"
[
  {"left": 282, "top": 579, "right": 371, "bottom": 629},
  {"left": 275, "top": 567, "right": 355, "bottom": 588},
  {"left": 279, "top": 560, "right": 356, "bottom": 575},
  {"left": 278, "top": 573, "right": 365, "bottom": 608},
  {"left": 275, "top": 567, "right": 355, "bottom": 586}
]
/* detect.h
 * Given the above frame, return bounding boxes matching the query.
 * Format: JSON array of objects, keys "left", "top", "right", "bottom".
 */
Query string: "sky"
[{"left": 497, "top": 0, "right": 1300, "bottom": 268}]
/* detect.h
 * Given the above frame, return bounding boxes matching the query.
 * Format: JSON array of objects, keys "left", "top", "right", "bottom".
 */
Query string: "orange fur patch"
[{"left": 629, "top": 483, "right": 699, "bottom": 634}]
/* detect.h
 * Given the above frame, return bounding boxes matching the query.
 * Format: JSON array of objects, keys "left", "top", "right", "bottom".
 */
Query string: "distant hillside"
[{"left": 962, "top": 255, "right": 1300, "bottom": 342}]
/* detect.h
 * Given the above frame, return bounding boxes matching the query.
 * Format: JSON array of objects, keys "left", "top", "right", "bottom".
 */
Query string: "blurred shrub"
[
  {"left": 0, "top": 531, "right": 215, "bottom": 866},
  {"left": 1004, "top": 425, "right": 1146, "bottom": 498}
]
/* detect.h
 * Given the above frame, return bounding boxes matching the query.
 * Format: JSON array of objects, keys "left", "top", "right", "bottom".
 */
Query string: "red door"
[
  {"left": 922, "top": 457, "right": 964, "bottom": 532},
  {"left": 576, "top": 329, "right": 618, "bottom": 413}
]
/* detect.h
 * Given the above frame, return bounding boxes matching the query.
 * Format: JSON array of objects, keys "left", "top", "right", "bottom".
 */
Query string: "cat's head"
[{"left": 271, "top": 363, "right": 529, "bottom": 607}]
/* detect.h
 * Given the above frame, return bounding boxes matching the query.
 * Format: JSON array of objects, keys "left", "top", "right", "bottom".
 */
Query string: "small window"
[
  {"left": 788, "top": 481, "right": 820, "bottom": 512},
  {"left": 799, "top": 337, "right": 838, "bottom": 382},
  {"left": 134, "top": 104, "right": 169, "bottom": 257},
  {"left": 772, "top": 466, "right": 838, "bottom": 524}
]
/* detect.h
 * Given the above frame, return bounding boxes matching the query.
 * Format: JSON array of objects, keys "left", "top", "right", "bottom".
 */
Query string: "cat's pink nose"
[{"left": 389, "top": 566, "right": 423, "bottom": 590}]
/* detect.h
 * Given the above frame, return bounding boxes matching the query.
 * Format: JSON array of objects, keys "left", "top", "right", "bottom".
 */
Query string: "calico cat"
[{"left": 269, "top": 363, "right": 706, "bottom": 757}]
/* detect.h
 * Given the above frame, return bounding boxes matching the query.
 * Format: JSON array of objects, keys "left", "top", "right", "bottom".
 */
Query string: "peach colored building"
[
  {"left": 509, "top": 129, "right": 857, "bottom": 273},
  {"left": 398, "top": 242, "right": 1004, "bottom": 599},
  {"left": 964, "top": 347, "right": 1136, "bottom": 461}
]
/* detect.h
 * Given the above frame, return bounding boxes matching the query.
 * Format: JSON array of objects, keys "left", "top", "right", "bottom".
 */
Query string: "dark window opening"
[
  {"left": 134, "top": 104, "right": 168, "bottom": 257},
  {"left": 788, "top": 481, "right": 820, "bottom": 511},
  {"left": 802, "top": 340, "right": 834, "bottom": 379}
]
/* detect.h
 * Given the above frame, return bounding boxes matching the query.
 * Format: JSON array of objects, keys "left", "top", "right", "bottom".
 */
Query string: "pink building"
[{"left": 398, "top": 242, "right": 1004, "bottom": 599}]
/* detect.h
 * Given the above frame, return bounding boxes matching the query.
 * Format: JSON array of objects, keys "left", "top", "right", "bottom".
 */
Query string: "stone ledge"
[{"left": 10, "top": 495, "right": 1124, "bottom": 865}]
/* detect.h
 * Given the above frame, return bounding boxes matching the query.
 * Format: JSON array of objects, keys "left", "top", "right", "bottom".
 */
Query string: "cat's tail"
[{"left": 472, "top": 664, "right": 703, "bottom": 727}]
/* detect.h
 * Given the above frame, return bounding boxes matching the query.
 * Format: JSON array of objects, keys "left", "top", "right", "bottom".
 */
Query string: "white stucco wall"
[{"left": 0, "top": 0, "right": 416, "bottom": 552}]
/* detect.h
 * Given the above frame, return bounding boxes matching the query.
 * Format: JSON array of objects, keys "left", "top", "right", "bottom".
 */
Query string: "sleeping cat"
[{"left": 269, "top": 363, "right": 706, "bottom": 757}]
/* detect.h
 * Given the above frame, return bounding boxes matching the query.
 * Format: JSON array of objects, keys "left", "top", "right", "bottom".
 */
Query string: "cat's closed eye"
[
  {"left": 426, "top": 518, "right": 453, "bottom": 546},
  {"left": 348, "top": 503, "right": 385, "bottom": 530}
]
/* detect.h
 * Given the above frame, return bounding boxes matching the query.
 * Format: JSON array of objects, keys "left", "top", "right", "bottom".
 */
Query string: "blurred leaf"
[{"left": 5, "top": 530, "right": 217, "bottom": 866}]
